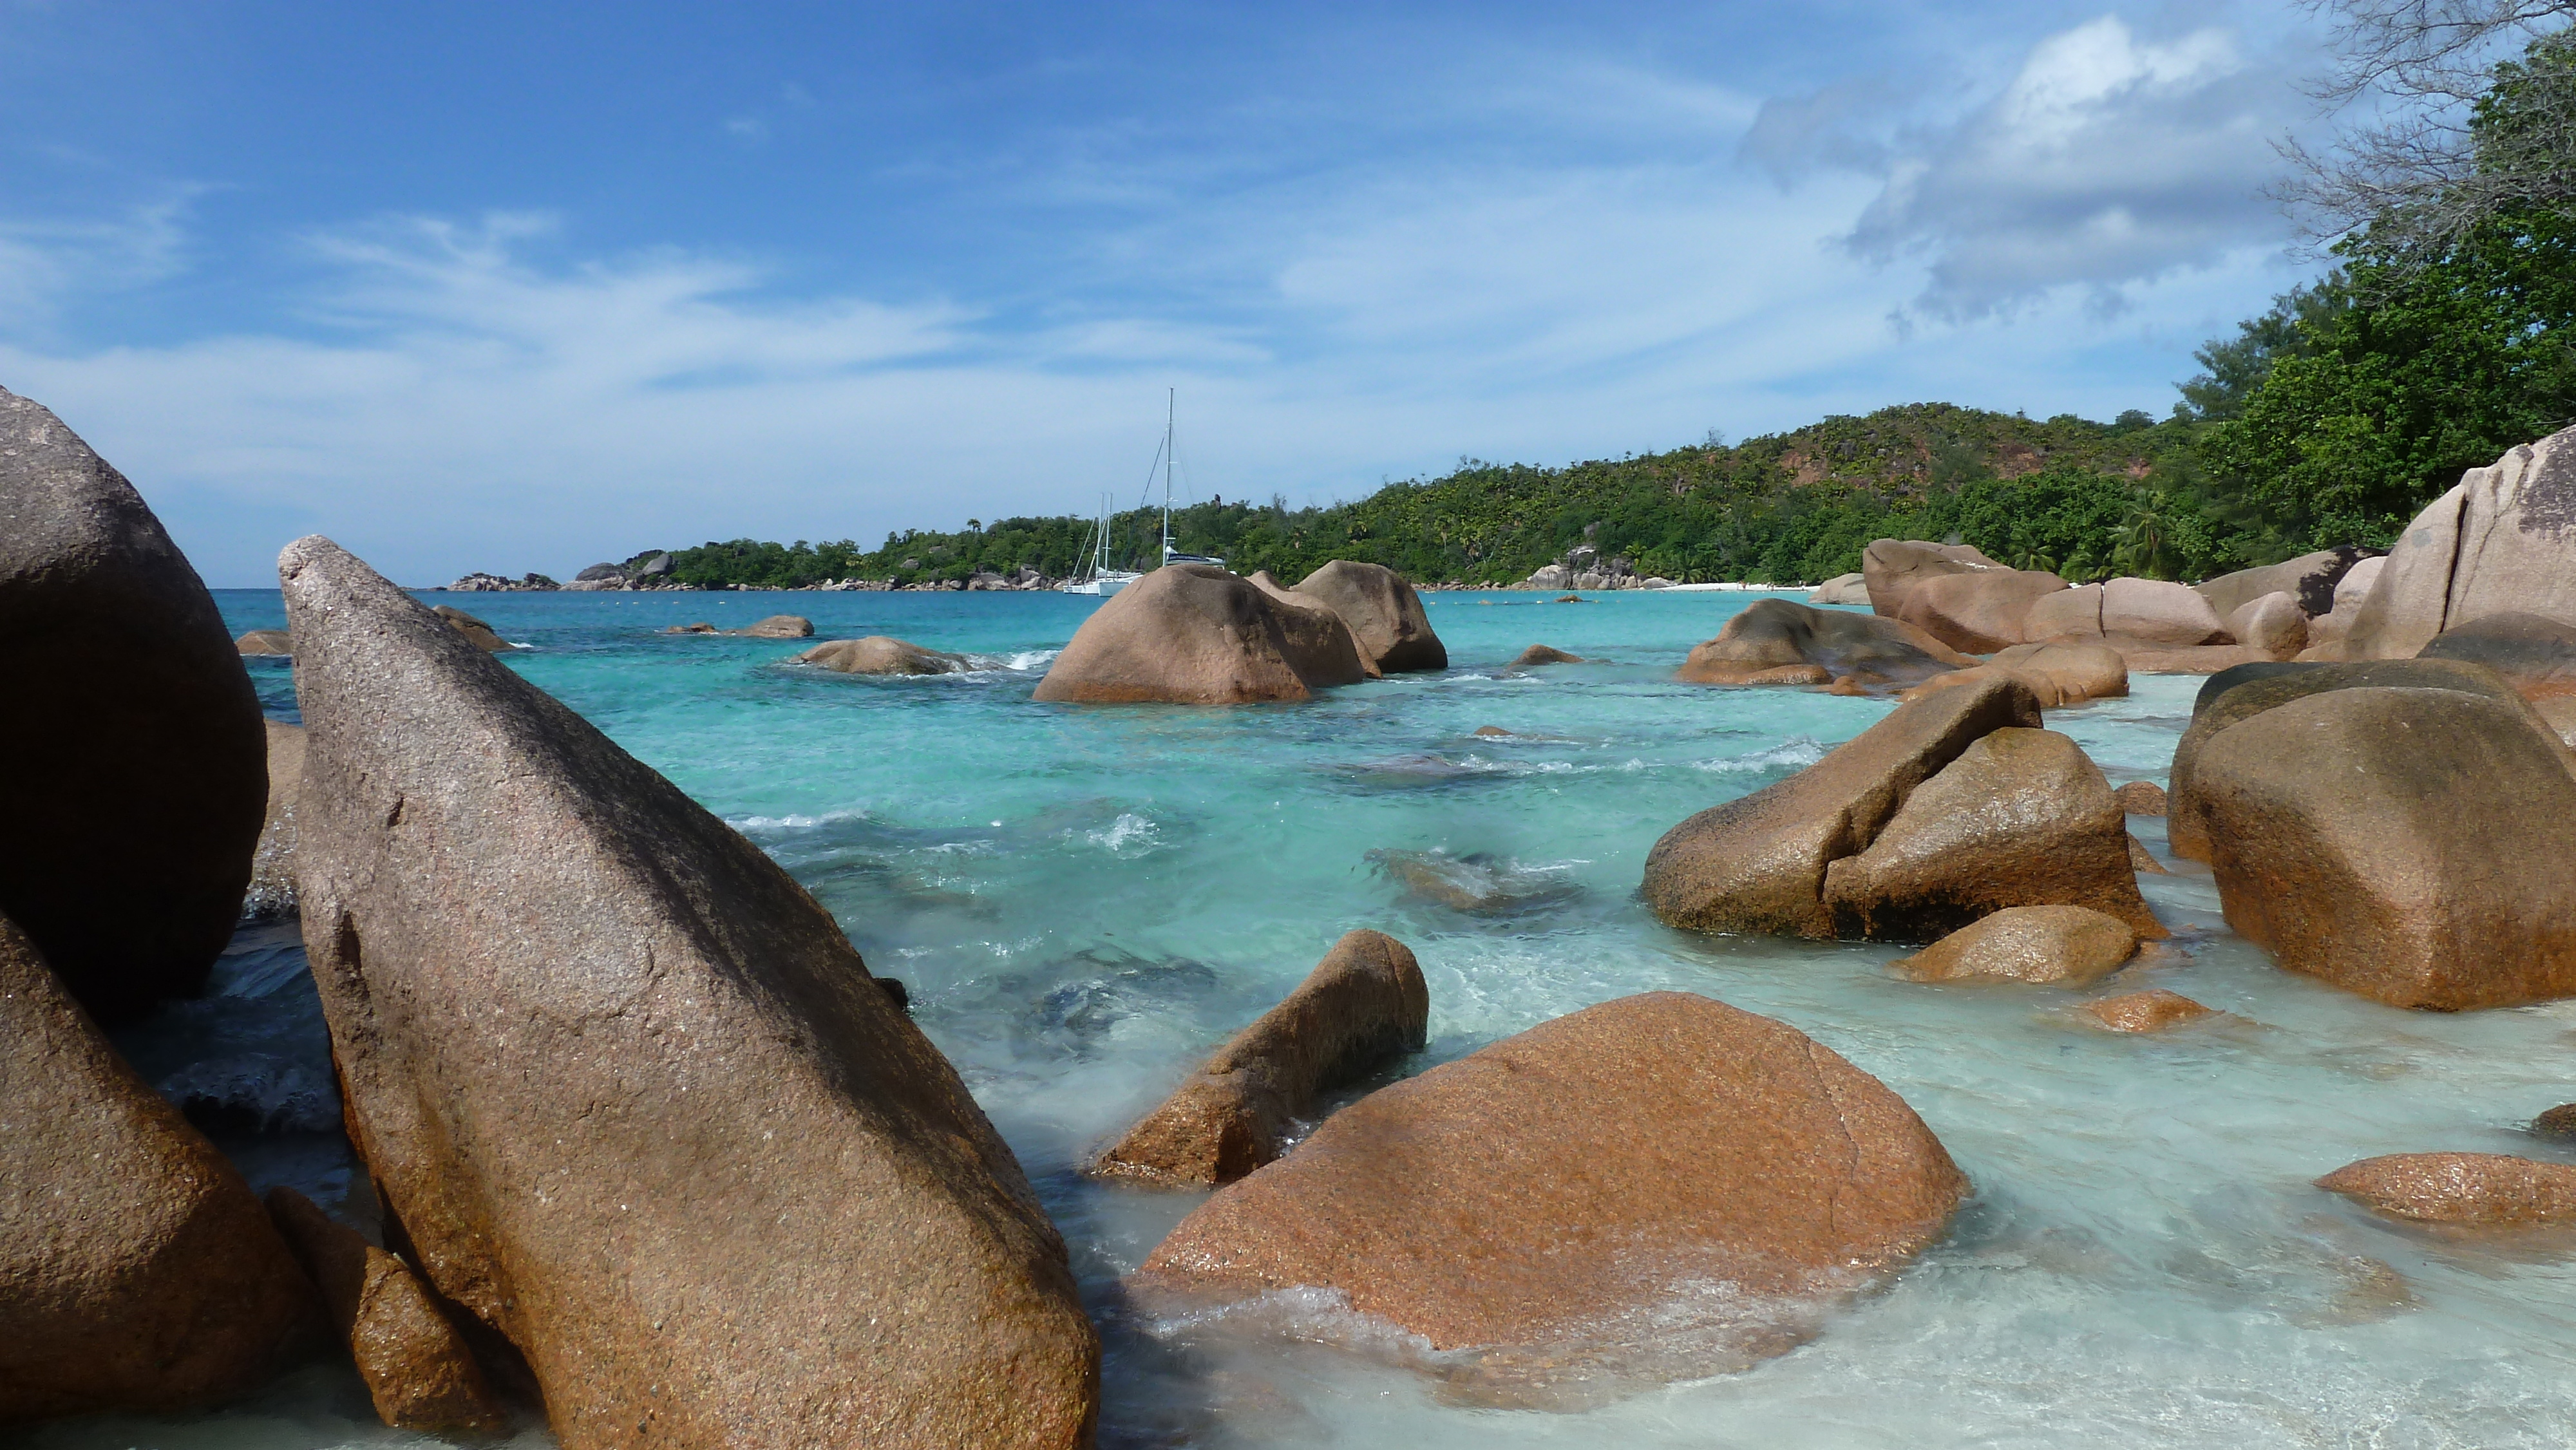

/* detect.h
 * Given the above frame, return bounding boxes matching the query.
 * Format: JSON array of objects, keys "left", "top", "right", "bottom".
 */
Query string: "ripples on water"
[{"left": 48, "top": 587, "right": 2576, "bottom": 1449}]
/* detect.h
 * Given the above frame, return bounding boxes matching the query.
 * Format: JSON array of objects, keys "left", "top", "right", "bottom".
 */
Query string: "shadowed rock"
[
  {"left": 1513, "top": 643, "right": 1584, "bottom": 666},
  {"left": 430, "top": 605, "right": 517, "bottom": 652},
  {"left": 2166, "top": 658, "right": 2532, "bottom": 862},
  {"left": 2081, "top": 989, "right": 2218, "bottom": 1033},
  {"left": 0, "top": 914, "right": 318, "bottom": 1422},
  {"left": 1902, "top": 642, "right": 2127, "bottom": 708},
  {"left": 1247, "top": 570, "right": 1377, "bottom": 683},
  {"left": 243, "top": 720, "right": 306, "bottom": 921},
  {"left": 1643, "top": 676, "right": 2043, "bottom": 937},
  {"left": 279, "top": 535, "right": 1098, "bottom": 1449},
  {"left": 2193, "top": 684, "right": 2576, "bottom": 1010},
  {"left": 2195, "top": 547, "right": 2370, "bottom": 620},
  {"left": 1676, "top": 599, "right": 1969, "bottom": 688},
  {"left": 2419, "top": 612, "right": 2576, "bottom": 700},
  {"left": 1821, "top": 728, "right": 2164, "bottom": 941},
  {"left": 2318, "top": 1153, "right": 2576, "bottom": 1227},
  {"left": 2105, "top": 643, "right": 2277, "bottom": 674},
  {"left": 0, "top": 385, "right": 267, "bottom": 1022},
  {"left": 2127, "top": 834, "right": 2168, "bottom": 874},
  {"left": 2533, "top": 1105, "right": 2576, "bottom": 1139},
  {"left": 237, "top": 628, "right": 294, "bottom": 656},
  {"left": 2347, "top": 426, "right": 2576, "bottom": 658},
  {"left": 1889, "top": 905, "right": 2137, "bottom": 984},
  {"left": 797, "top": 636, "right": 971, "bottom": 675},
  {"left": 741, "top": 614, "right": 813, "bottom": 638},
  {"left": 263, "top": 1187, "right": 505, "bottom": 1435},
  {"left": 1133, "top": 992, "right": 1967, "bottom": 1389},
  {"left": 1037, "top": 564, "right": 1329, "bottom": 704},
  {"left": 663, "top": 621, "right": 717, "bottom": 634},
  {"left": 1092, "top": 930, "right": 1427, "bottom": 1187},
  {"left": 1292, "top": 560, "right": 1446, "bottom": 672}
]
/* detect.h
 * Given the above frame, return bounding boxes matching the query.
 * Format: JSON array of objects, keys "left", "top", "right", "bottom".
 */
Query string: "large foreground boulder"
[
  {"left": 2345, "top": 426, "right": 2576, "bottom": 658},
  {"left": 1134, "top": 992, "right": 1965, "bottom": 1382},
  {"left": 263, "top": 1187, "right": 505, "bottom": 1434},
  {"left": 0, "top": 386, "right": 267, "bottom": 1021},
  {"left": 1642, "top": 676, "right": 2043, "bottom": 937},
  {"left": 279, "top": 536, "right": 1098, "bottom": 1448},
  {"left": 1092, "top": 930, "right": 1426, "bottom": 1186},
  {"left": 796, "top": 636, "right": 971, "bottom": 675},
  {"left": 1036, "top": 564, "right": 1337, "bottom": 704},
  {"left": 1820, "top": 728, "right": 2164, "bottom": 941},
  {"left": 0, "top": 915, "right": 317, "bottom": 1422},
  {"left": 2317, "top": 1153, "right": 2576, "bottom": 1227},
  {"left": 1291, "top": 560, "right": 1446, "bottom": 672},
  {"left": 1676, "top": 598, "right": 1968, "bottom": 688},
  {"left": 2193, "top": 684, "right": 2576, "bottom": 1009},
  {"left": 2165, "top": 658, "right": 2532, "bottom": 862},
  {"left": 2195, "top": 547, "right": 2369, "bottom": 621}
]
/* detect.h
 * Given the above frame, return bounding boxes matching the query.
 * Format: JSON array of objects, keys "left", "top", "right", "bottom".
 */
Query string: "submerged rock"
[
  {"left": 430, "top": 605, "right": 517, "bottom": 652},
  {"left": 243, "top": 720, "right": 305, "bottom": 921},
  {"left": 1133, "top": 992, "right": 1966, "bottom": 1389},
  {"left": 2080, "top": 989, "right": 2218, "bottom": 1033},
  {"left": 0, "top": 384, "right": 267, "bottom": 1022},
  {"left": 1821, "top": 727, "right": 2164, "bottom": 941},
  {"left": 2193, "top": 684, "right": 2576, "bottom": 1010},
  {"left": 263, "top": 1187, "right": 506, "bottom": 1435},
  {"left": 1292, "top": 560, "right": 1446, "bottom": 673},
  {"left": 1676, "top": 599, "right": 1968, "bottom": 688},
  {"left": 741, "top": 613, "right": 813, "bottom": 638},
  {"left": 2317, "top": 1153, "right": 2576, "bottom": 1228},
  {"left": 0, "top": 914, "right": 318, "bottom": 1422},
  {"left": 1889, "top": 905, "right": 2138, "bottom": 984},
  {"left": 1092, "top": 929, "right": 1427, "bottom": 1187},
  {"left": 1367, "top": 848, "right": 1575, "bottom": 913},
  {"left": 237, "top": 628, "right": 294, "bottom": 656},
  {"left": 1642, "top": 675, "right": 2043, "bottom": 937},
  {"left": 2345, "top": 426, "right": 2576, "bottom": 659},
  {"left": 279, "top": 536, "right": 1098, "bottom": 1449},
  {"left": 1037, "top": 564, "right": 1330, "bottom": 704},
  {"left": 796, "top": 636, "right": 972, "bottom": 675},
  {"left": 1512, "top": 643, "right": 1584, "bottom": 666}
]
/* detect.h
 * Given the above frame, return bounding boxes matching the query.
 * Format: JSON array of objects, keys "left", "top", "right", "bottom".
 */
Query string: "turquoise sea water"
[{"left": 48, "top": 586, "right": 2576, "bottom": 1449}]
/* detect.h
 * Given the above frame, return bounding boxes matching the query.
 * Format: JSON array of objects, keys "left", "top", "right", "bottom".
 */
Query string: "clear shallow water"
[{"left": 50, "top": 587, "right": 2576, "bottom": 1449}]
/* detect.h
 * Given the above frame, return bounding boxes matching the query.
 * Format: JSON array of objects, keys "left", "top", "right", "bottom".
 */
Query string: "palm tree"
[{"left": 2110, "top": 493, "right": 2179, "bottom": 578}]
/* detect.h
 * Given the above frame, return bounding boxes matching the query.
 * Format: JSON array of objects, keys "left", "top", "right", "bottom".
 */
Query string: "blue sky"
[{"left": 1, "top": 1, "right": 2333, "bottom": 585}]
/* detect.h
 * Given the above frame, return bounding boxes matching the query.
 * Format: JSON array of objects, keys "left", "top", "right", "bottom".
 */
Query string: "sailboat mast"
[{"left": 1160, "top": 388, "right": 1174, "bottom": 565}]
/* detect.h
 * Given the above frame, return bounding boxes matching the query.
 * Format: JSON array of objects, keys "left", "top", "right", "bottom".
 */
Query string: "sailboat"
[{"left": 1059, "top": 389, "right": 1219, "bottom": 596}]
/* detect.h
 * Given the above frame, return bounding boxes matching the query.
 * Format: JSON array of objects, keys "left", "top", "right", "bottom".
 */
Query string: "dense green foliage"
[{"left": 639, "top": 37, "right": 2576, "bottom": 594}]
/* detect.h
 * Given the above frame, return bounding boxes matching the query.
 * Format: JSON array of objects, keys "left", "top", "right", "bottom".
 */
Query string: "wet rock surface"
[
  {"left": 1134, "top": 992, "right": 1967, "bottom": 1389},
  {"left": 1889, "top": 905, "right": 2138, "bottom": 984},
  {"left": 263, "top": 1186, "right": 507, "bottom": 1434},
  {"left": 1092, "top": 929, "right": 1427, "bottom": 1187},
  {"left": 280, "top": 535, "right": 1099, "bottom": 1449},
  {"left": 2080, "top": 989, "right": 2218, "bottom": 1033},
  {"left": 2318, "top": 1153, "right": 2576, "bottom": 1228},
  {"left": 797, "top": 635, "right": 972, "bottom": 675}
]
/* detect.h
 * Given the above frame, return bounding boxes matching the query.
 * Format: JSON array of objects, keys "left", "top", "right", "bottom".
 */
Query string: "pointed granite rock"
[{"left": 279, "top": 535, "right": 1097, "bottom": 1450}]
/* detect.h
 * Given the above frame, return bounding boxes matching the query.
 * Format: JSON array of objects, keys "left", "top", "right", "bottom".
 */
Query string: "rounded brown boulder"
[
  {"left": 2079, "top": 989, "right": 2217, "bottom": 1033},
  {"left": 0, "top": 914, "right": 319, "bottom": 1422},
  {"left": 1134, "top": 992, "right": 1965, "bottom": 1379},
  {"left": 2224, "top": 590, "right": 2309, "bottom": 659},
  {"left": 1861, "top": 538, "right": 2001, "bottom": 620},
  {"left": 2316, "top": 1153, "right": 2576, "bottom": 1227},
  {"left": 1643, "top": 675, "right": 2044, "bottom": 938},
  {"left": 1513, "top": 643, "right": 1584, "bottom": 666},
  {"left": 2193, "top": 684, "right": 2576, "bottom": 1010},
  {"left": 741, "top": 613, "right": 814, "bottom": 638},
  {"left": 1246, "top": 570, "right": 1376, "bottom": 684},
  {"left": 1677, "top": 598, "right": 1969, "bottom": 688},
  {"left": 1291, "top": 559, "right": 1447, "bottom": 672},
  {"left": 1889, "top": 905, "right": 2137, "bottom": 984},
  {"left": 2418, "top": 612, "right": 2576, "bottom": 700},
  {"left": 0, "top": 384, "right": 267, "bottom": 1022},
  {"left": 279, "top": 535, "right": 1099, "bottom": 1449},
  {"left": 796, "top": 636, "right": 971, "bottom": 675},
  {"left": 263, "top": 1186, "right": 506, "bottom": 1434},
  {"left": 1821, "top": 727, "right": 2166, "bottom": 941},
  {"left": 1037, "top": 565, "right": 1321, "bottom": 703},
  {"left": 1092, "top": 929, "right": 1427, "bottom": 1187},
  {"left": 2115, "top": 780, "right": 2167, "bottom": 816},
  {"left": 1895, "top": 568, "right": 2070, "bottom": 654}
]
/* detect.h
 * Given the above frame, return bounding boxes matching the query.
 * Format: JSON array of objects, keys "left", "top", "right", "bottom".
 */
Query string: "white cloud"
[
  {"left": 1750, "top": 13, "right": 2316, "bottom": 321},
  {"left": 0, "top": 192, "right": 197, "bottom": 332}
]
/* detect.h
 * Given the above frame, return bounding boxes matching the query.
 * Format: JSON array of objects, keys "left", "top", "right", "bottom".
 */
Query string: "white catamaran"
[{"left": 1060, "top": 389, "right": 1220, "bottom": 596}]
